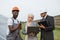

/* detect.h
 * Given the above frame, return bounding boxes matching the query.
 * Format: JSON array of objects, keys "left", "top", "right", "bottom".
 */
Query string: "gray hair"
[{"left": 28, "top": 14, "right": 34, "bottom": 19}]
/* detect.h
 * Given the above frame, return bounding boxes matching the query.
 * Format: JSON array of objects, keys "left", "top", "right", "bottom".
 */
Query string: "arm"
[
  {"left": 8, "top": 24, "right": 19, "bottom": 32},
  {"left": 8, "top": 19, "right": 20, "bottom": 33},
  {"left": 45, "top": 17, "right": 55, "bottom": 31}
]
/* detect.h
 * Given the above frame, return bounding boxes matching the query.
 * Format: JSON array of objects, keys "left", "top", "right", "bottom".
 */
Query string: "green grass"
[
  {"left": 20, "top": 23, "right": 60, "bottom": 40},
  {"left": 54, "top": 27, "right": 60, "bottom": 40}
]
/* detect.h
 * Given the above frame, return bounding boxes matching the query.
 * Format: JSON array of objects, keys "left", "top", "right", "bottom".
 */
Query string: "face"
[
  {"left": 40, "top": 12, "right": 47, "bottom": 17},
  {"left": 28, "top": 16, "right": 33, "bottom": 22},
  {"left": 12, "top": 11, "right": 19, "bottom": 19}
]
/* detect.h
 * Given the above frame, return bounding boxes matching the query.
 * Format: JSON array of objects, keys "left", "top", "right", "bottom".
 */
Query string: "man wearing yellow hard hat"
[{"left": 7, "top": 6, "right": 23, "bottom": 40}]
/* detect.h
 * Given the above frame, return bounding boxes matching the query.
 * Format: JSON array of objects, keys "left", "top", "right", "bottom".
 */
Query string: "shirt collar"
[
  {"left": 12, "top": 17, "right": 17, "bottom": 20},
  {"left": 43, "top": 14, "right": 47, "bottom": 19}
]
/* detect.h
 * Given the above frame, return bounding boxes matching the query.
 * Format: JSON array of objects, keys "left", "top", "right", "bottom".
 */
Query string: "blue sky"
[{"left": 0, "top": 0, "right": 60, "bottom": 21}]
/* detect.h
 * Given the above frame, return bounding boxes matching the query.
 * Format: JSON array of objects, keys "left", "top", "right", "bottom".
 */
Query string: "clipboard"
[
  {"left": 27, "top": 27, "right": 39, "bottom": 35},
  {"left": 38, "top": 20, "right": 48, "bottom": 27}
]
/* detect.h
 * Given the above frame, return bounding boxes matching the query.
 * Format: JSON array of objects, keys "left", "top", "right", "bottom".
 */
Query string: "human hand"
[
  {"left": 39, "top": 24, "right": 45, "bottom": 29},
  {"left": 18, "top": 23, "right": 21, "bottom": 29},
  {"left": 29, "top": 32, "right": 35, "bottom": 37}
]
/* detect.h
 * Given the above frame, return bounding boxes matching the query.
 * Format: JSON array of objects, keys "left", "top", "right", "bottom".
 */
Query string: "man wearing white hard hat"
[{"left": 39, "top": 10, "right": 55, "bottom": 40}]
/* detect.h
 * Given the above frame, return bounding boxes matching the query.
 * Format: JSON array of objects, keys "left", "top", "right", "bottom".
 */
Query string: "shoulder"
[
  {"left": 7, "top": 18, "right": 13, "bottom": 25},
  {"left": 16, "top": 19, "right": 19, "bottom": 23},
  {"left": 32, "top": 21, "right": 36, "bottom": 23},
  {"left": 47, "top": 15, "right": 54, "bottom": 19},
  {"left": 8, "top": 18, "right": 13, "bottom": 22},
  {"left": 32, "top": 21, "right": 37, "bottom": 25},
  {"left": 47, "top": 15, "right": 54, "bottom": 21},
  {"left": 32, "top": 21, "right": 39, "bottom": 27}
]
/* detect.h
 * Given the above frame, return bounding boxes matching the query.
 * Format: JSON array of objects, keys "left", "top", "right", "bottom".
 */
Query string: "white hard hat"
[{"left": 40, "top": 9, "right": 47, "bottom": 13}]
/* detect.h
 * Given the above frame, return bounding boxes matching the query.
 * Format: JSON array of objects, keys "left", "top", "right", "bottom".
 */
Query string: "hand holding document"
[
  {"left": 27, "top": 27, "right": 39, "bottom": 36},
  {"left": 38, "top": 20, "right": 48, "bottom": 29},
  {"left": 38, "top": 21, "right": 48, "bottom": 27},
  {"left": 39, "top": 24, "right": 45, "bottom": 29},
  {"left": 29, "top": 32, "right": 35, "bottom": 37}
]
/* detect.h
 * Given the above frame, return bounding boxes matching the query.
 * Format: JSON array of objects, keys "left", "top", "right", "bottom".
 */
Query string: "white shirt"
[{"left": 7, "top": 18, "right": 19, "bottom": 35}]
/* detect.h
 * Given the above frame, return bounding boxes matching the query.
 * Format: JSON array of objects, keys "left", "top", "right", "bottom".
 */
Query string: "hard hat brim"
[{"left": 12, "top": 10, "right": 19, "bottom": 12}]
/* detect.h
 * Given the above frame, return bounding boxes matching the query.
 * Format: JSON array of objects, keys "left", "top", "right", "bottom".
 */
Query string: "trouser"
[{"left": 40, "top": 31, "right": 54, "bottom": 40}]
